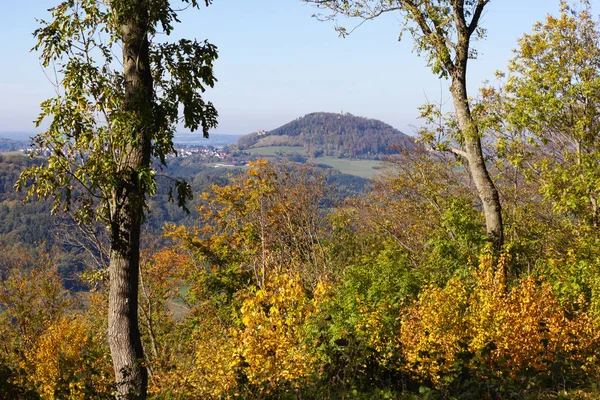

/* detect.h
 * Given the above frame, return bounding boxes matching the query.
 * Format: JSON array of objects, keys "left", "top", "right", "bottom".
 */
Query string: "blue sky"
[{"left": 0, "top": 1, "right": 592, "bottom": 136}]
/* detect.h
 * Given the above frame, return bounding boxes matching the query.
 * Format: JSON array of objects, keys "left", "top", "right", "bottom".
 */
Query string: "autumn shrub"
[
  {"left": 152, "top": 161, "right": 337, "bottom": 398},
  {"left": 148, "top": 303, "right": 239, "bottom": 399},
  {"left": 0, "top": 263, "right": 72, "bottom": 396},
  {"left": 145, "top": 269, "right": 328, "bottom": 399},
  {"left": 233, "top": 273, "right": 324, "bottom": 398},
  {"left": 0, "top": 263, "right": 113, "bottom": 399},
  {"left": 401, "top": 252, "right": 600, "bottom": 395},
  {"left": 23, "top": 315, "right": 113, "bottom": 399},
  {"left": 401, "top": 277, "right": 471, "bottom": 388}
]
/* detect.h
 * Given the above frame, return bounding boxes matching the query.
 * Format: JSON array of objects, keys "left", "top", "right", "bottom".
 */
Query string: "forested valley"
[{"left": 2, "top": 0, "right": 600, "bottom": 399}]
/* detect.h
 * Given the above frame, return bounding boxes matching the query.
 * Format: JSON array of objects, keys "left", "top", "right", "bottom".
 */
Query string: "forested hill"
[
  {"left": 236, "top": 112, "right": 414, "bottom": 159},
  {"left": 0, "top": 138, "right": 28, "bottom": 151}
]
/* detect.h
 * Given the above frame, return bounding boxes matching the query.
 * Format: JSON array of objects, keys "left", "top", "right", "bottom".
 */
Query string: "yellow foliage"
[
  {"left": 165, "top": 159, "right": 331, "bottom": 291},
  {"left": 149, "top": 303, "right": 239, "bottom": 399},
  {"left": 191, "top": 323, "right": 239, "bottom": 397},
  {"left": 23, "top": 315, "right": 111, "bottom": 399},
  {"left": 401, "top": 278, "right": 470, "bottom": 384},
  {"left": 401, "top": 253, "right": 600, "bottom": 387},
  {"left": 152, "top": 275, "right": 329, "bottom": 399},
  {"left": 234, "top": 274, "right": 321, "bottom": 395}
]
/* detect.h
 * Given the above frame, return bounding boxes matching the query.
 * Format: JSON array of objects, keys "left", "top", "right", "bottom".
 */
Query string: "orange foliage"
[
  {"left": 401, "top": 253, "right": 600, "bottom": 387},
  {"left": 401, "top": 278, "right": 471, "bottom": 384}
]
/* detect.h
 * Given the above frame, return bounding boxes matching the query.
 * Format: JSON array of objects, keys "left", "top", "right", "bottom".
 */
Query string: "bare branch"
[
  {"left": 468, "top": 0, "right": 489, "bottom": 36},
  {"left": 450, "top": 147, "right": 468, "bottom": 158}
]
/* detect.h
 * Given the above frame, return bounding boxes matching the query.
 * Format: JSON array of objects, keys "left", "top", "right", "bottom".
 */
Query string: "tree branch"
[
  {"left": 450, "top": 147, "right": 468, "bottom": 158},
  {"left": 400, "top": 0, "right": 456, "bottom": 75},
  {"left": 468, "top": 0, "right": 489, "bottom": 36}
]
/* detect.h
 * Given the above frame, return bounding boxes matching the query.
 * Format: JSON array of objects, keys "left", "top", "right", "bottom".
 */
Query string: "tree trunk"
[
  {"left": 108, "top": 219, "right": 147, "bottom": 399},
  {"left": 450, "top": 70, "right": 504, "bottom": 250},
  {"left": 107, "top": 2, "right": 153, "bottom": 398}
]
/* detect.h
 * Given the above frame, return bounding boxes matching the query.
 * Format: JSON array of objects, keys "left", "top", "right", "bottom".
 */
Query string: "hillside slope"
[{"left": 237, "top": 112, "right": 413, "bottom": 159}]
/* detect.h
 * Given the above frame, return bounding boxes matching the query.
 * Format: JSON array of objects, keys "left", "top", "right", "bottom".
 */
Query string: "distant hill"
[
  {"left": 237, "top": 112, "right": 413, "bottom": 159},
  {"left": 0, "top": 132, "right": 35, "bottom": 141},
  {"left": 0, "top": 138, "right": 28, "bottom": 152}
]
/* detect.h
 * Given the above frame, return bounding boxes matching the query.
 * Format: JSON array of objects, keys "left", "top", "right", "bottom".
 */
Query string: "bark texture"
[{"left": 107, "top": 1, "right": 153, "bottom": 398}]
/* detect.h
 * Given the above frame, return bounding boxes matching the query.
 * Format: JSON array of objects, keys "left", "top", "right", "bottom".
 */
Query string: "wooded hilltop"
[
  {"left": 237, "top": 112, "right": 414, "bottom": 159},
  {"left": 2, "top": 1, "right": 600, "bottom": 399}
]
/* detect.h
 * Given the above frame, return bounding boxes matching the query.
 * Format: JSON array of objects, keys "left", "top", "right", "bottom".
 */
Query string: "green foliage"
[
  {"left": 16, "top": 0, "right": 218, "bottom": 224},
  {"left": 308, "top": 238, "right": 417, "bottom": 396},
  {"left": 501, "top": 0, "right": 600, "bottom": 228},
  {"left": 538, "top": 229, "right": 600, "bottom": 321},
  {"left": 296, "top": 150, "right": 486, "bottom": 396},
  {"left": 423, "top": 198, "right": 486, "bottom": 278}
]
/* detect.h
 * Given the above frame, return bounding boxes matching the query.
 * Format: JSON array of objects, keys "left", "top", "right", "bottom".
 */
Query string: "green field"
[
  {"left": 245, "top": 146, "right": 384, "bottom": 178},
  {"left": 0, "top": 151, "right": 26, "bottom": 157},
  {"left": 315, "top": 157, "right": 383, "bottom": 179},
  {"left": 246, "top": 146, "right": 306, "bottom": 156}
]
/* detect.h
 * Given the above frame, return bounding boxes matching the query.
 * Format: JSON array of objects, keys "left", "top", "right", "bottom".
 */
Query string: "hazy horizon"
[
  {"left": 0, "top": 109, "right": 415, "bottom": 143},
  {"left": 2, "top": 0, "right": 582, "bottom": 135},
  {"left": 0, "top": 131, "right": 246, "bottom": 145}
]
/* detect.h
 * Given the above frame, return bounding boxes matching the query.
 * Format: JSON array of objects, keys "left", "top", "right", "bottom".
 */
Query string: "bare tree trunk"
[
  {"left": 107, "top": 2, "right": 153, "bottom": 398},
  {"left": 450, "top": 70, "right": 504, "bottom": 250}
]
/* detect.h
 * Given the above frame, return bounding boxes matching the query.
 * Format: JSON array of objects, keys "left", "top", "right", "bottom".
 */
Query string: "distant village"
[
  {"left": 168, "top": 145, "right": 247, "bottom": 167},
  {"left": 1, "top": 133, "right": 247, "bottom": 167},
  {"left": 169, "top": 146, "right": 227, "bottom": 159},
  {"left": 14, "top": 144, "right": 239, "bottom": 161}
]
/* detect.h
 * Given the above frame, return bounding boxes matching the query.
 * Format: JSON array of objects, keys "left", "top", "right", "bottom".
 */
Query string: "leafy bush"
[{"left": 401, "top": 252, "right": 600, "bottom": 396}]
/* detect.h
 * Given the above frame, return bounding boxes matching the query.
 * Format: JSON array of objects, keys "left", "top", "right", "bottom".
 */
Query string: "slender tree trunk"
[
  {"left": 450, "top": 70, "right": 504, "bottom": 250},
  {"left": 107, "top": 1, "right": 153, "bottom": 398},
  {"left": 108, "top": 216, "right": 147, "bottom": 399}
]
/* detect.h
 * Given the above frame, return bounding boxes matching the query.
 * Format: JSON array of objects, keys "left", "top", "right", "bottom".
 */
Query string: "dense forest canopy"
[
  {"left": 2, "top": 1, "right": 600, "bottom": 399},
  {"left": 237, "top": 112, "right": 414, "bottom": 159}
]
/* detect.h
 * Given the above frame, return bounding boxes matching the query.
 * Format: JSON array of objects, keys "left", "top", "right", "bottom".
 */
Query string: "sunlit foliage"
[
  {"left": 0, "top": 260, "right": 112, "bottom": 398},
  {"left": 4, "top": 3, "right": 600, "bottom": 399},
  {"left": 401, "top": 252, "right": 600, "bottom": 393}
]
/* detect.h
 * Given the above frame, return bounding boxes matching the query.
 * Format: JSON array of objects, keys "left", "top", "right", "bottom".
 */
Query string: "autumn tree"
[
  {"left": 0, "top": 259, "right": 114, "bottom": 398},
  {"left": 501, "top": 0, "right": 600, "bottom": 229},
  {"left": 17, "top": 0, "right": 218, "bottom": 397},
  {"left": 167, "top": 160, "right": 331, "bottom": 291},
  {"left": 304, "top": 0, "right": 503, "bottom": 248}
]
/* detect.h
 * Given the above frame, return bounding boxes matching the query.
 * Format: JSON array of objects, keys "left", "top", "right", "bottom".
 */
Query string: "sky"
[{"left": 0, "top": 0, "right": 594, "bottom": 137}]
